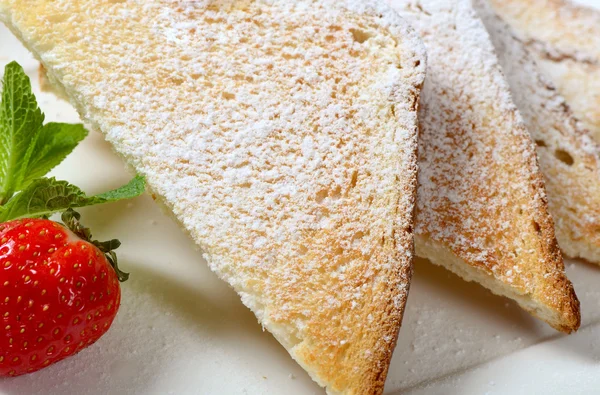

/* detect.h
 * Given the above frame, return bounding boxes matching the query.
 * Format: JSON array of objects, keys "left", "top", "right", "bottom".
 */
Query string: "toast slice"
[
  {"left": 475, "top": 0, "right": 600, "bottom": 264},
  {"left": 0, "top": 1, "right": 426, "bottom": 393},
  {"left": 388, "top": 0, "right": 580, "bottom": 333},
  {"left": 489, "top": 0, "right": 600, "bottom": 142}
]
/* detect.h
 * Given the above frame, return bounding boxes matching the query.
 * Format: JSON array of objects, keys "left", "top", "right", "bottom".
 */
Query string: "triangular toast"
[
  {"left": 388, "top": 0, "right": 580, "bottom": 332},
  {"left": 0, "top": 1, "right": 426, "bottom": 393},
  {"left": 476, "top": 0, "right": 600, "bottom": 264},
  {"left": 489, "top": 0, "right": 600, "bottom": 142}
]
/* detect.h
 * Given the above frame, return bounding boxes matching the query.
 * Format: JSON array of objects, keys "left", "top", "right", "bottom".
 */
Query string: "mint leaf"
[
  {"left": 0, "top": 175, "right": 145, "bottom": 221},
  {"left": 0, "top": 62, "right": 89, "bottom": 203},
  {"left": 94, "top": 175, "right": 146, "bottom": 201},
  {"left": 0, "top": 61, "right": 44, "bottom": 203},
  {"left": 23, "top": 122, "right": 88, "bottom": 186}
]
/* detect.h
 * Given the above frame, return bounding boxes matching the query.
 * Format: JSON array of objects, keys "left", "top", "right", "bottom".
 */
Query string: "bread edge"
[
  {"left": 416, "top": 234, "right": 580, "bottom": 333},
  {"left": 0, "top": 1, "right": 427, "bottom": 393}
]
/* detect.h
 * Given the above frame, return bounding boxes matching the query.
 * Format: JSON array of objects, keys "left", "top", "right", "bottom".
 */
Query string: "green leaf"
[
  {"left": 0, "top": 62, "right": 88, "bottom": 203},
  {"left": 0, "top": 61, "right": 44, "bottom": 203},
  {"left": 0, "top": 175, "right": 146, "bottom": 221},
  {"left": 95, "top": 174, "right": 146, "bottom": 201},
  {"left": 23, "top": 122, "right": 88, "bottom": 187}
]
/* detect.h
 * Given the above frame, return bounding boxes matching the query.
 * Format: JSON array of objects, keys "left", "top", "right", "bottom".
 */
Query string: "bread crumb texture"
[
  {"left": 389, "top": 0, "right": 579, "bottom": 333},
  {"left": 489, "top": 0, "right": 600, "bottom": 142},
  {"left": 475, "top": 1, "right": 600, "bottom": 266},
  {"left": 0, "top": 0, "right": 426, "bottom": 393}
]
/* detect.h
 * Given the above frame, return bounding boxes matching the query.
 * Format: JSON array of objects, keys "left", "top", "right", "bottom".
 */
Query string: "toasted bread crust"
[
  {"left": 0, "top": 1, "right": 426, "bottom": 393},
  {"left": 476, "top": 1, "right": 600, "bottom": 267},
  {"left": 489, "top": 0, "right": 600, "bottom": 142},
  {"left": 390, "top": 0, "right": 580, "bottom": 332}
]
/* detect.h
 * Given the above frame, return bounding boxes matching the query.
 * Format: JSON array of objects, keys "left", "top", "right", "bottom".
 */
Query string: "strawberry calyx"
[{"left": 61, "top": 208, "right": 130, "bottom": 282}]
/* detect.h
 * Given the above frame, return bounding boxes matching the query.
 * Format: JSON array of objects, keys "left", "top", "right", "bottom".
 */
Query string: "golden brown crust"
[
  {"left": 291, "top": 218, "right": 416, "bottom": 394},
  {"left": 482, "top": 0, "right": 600, "bottom": 263},
  {"left": 526, "top": 172, "right": 580, "bottom": 332},
  {"left": 0, "top": 1, "right": 426, "bottom": 393},
  {"left": 143, "top": 170, "right": 418, "bottom": 395},
  {"left": 392, "top": 0, "right": 580, "bottom": 333}
]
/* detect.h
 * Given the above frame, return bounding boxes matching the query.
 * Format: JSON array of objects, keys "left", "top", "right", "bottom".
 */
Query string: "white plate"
[{"left": 1, "top": 2, "right": 600, "bottom": 393}]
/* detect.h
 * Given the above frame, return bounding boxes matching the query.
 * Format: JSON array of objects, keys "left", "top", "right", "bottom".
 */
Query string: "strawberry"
[{"left": 0, "top": 210, "right": 127, "bottom": 376}]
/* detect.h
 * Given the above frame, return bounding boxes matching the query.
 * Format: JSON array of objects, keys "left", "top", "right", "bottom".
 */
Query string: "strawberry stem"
[
  {"left": 94, "top": 243, "right": 129, "bottom": 282},
  {"left": 61, "top": 209, "right": 129, "bottom": 282}
]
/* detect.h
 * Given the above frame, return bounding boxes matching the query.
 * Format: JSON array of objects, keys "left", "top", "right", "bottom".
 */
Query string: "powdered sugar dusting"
[
  {"left": 489, "top": 0, "right": 600, "bottom": 140},
  {"left": 388, "top": 0, "right": 576, "bottom": 320},
  {"left": 476, "top": 0, "right": 600, "bottom": 263},
  {"left": 490, "top": 0, "right": 600, "bottom": 60},
  {"left": 0, "top": 0, "right": 426, "bottom": 391}
]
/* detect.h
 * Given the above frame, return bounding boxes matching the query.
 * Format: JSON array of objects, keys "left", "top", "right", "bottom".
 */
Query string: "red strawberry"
[{"left": 0, "top": 210, "right": 127, "bottom": 376}]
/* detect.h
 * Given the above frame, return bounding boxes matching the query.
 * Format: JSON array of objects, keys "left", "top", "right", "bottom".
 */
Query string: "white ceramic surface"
[{"left": 1, "top": 1, "right": 600, "bottom": 393}]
